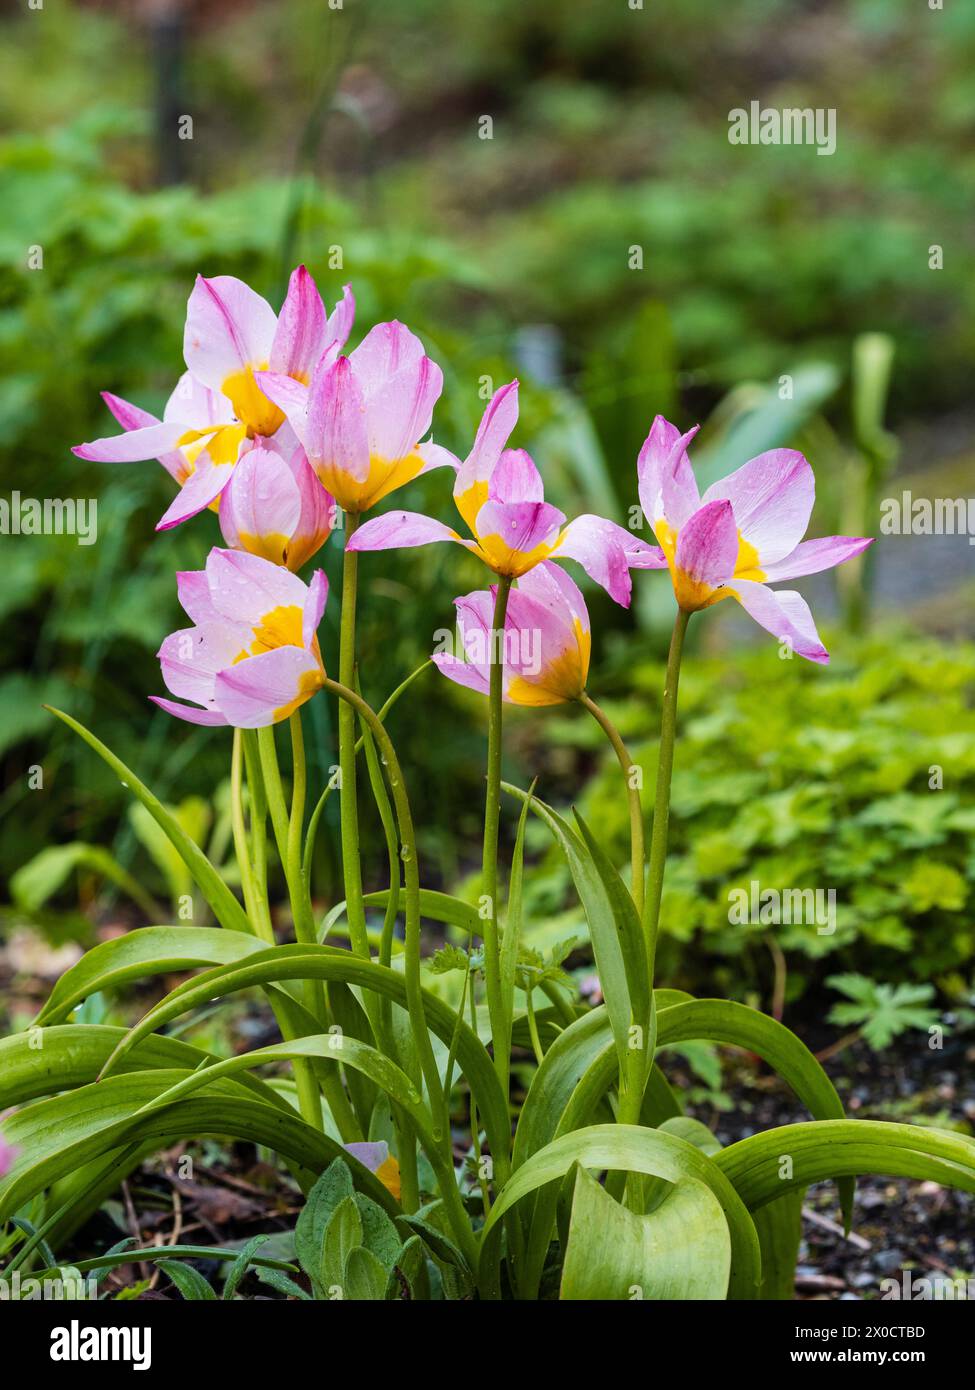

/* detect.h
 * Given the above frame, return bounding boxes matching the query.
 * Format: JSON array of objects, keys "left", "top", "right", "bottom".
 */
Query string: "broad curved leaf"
[
  {"left": 560, "top": 1164, "right": 731, "bottom": 1300},
  {"left": 479, "top": 1123, "right": 761, "bottom": 1301}
]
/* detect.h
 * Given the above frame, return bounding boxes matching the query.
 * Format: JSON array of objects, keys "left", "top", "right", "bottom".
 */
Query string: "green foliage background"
[{"left": 0, "top": 0, "right": 972, "bottom": 1009}]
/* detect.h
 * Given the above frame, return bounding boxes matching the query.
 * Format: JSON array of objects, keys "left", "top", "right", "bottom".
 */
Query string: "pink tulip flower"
[
  {"left": 633, "top": 416, "right": 873, "bottom": 663},
  {"left": 73, "top": 268, "right": 353, "bottom": 531},
  {"left": 346, "top": 381, "right": 657, "bottom": 605},
  {"left": 152, "top": 548, "right": 328, "bottom": 728},
  {"left": 434, "top": 561, "right": 591, "bottom": 706},
  {"left": 217, "top": 443, "right": 335, "bottom": 572},
  {"left": 256, "top": 319, "right": 451, "bottom": 515}
]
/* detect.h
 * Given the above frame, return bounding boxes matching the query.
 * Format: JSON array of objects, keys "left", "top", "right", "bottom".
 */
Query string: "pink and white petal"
[
  {"left": 290, "top": 451, "right": 335, "bottom": 545},
  {"left": 488, "top": 449, "right": 545, "bottom": 505},
  {"left": 158, "top": 621, "right": 248, "bottom": 706},
  {"left": 183, "top": 275, "right": 278, "bottom": 390},
  {"left": 431, "top": 652, "right": 491, "bottom": 697},
  {"left": 302, "top": 569, "right": 329, "bottom": 648},
  {"left": 73, "top": 420, "right": 189, "bottom": 464},
  {"left": 503, "top": 586, "right": 576, "bottom": 679},
  {"left": 674, "top": 499, "right": 739, "bottom": 589},
  {"left": 163, "top": 372, "right": 228, "bottom": 430},
  {"left": 150, "top": 696, "right": 230, "bottom": 727},
  {"left": 218, "top": 447, "right": 303, "bottom": 553},
  {"left": 305, "top": 356, "right": 371, "bottom": 484},
  {"left": 346, "top": 510, "right": 466, "bottom": 553},
  {"left": 760, "top": 535, "right": 874, "bottom": 583},
  {"left": 177, "top": 569, "right": 220, "bottom": 625},
  {"left": 453, "top": 589, "right": 497, "bottom": 682},
  {"left": 415, "top": 439, "right": 462, "bottom": 475},
  {"left": 725, "top": 580, "right": 829, "bottom": 664},
  {"left": 156, "top": 456, "right": 236, "bottom": 531},
  {"left": 553, "top": 513, "right": 642, "bottom": 607},
  {"left": 100, "top": 392, "right": 189, "bottom": 482},
  {"left": 702, "top": 449, "right": 814, "bottom": 565},
  {"left": 454, "top": 380, "right": 520, "bottom": 505},
  {"left": 102, "top": 392, "right": 160, "bottom": 433},
  {"left": 325, "top": 284, "right": 355, "bottom": 354},
  {"left": 636, "top": 416, "right": 701, "bottom": 530},
  {"left": 362, "top": 355, "right": 443, "bottom": 463},
  {"left": 205, "top": 547, "right": 310, "bottom": 626},
  {"left": 253, "top": 372, "right": 311, "bottom": 448},
  {"left": 474, "top": 499, "right": 565, "bottom": 561},
  {"left": 625, "top": 539, "right": 669, "bottom": 569},
  {"left": 269, "top": 265, "right": 327, "bottom": 378},
  {"left": 349, "top": 320, "right": 426, "bottom": 395},
  {"left": 214, "top": 646, "right": 322, "bottom": 728},
  {"left": 516, "top": 559, "right": 590, "bottom": 637}
]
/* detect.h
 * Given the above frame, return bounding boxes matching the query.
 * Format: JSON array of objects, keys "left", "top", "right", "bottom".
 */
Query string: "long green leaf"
[
  {"left": 717, "top": 1119, "right": 975, "bottom": 1211},
  {"left": 94, "top": 944, "right": 510, "bottom": 1178},
  {"left": 0, "top": 1075, "right": 396, "bottom": 1225},
  {"left": 35, "top": 926, "right": 269, "bottom": 1026},
  {"left": 45, "top": 707, "right": 252, "bottom": 936},
  {"left": 655, "top": 998, "right": 853, "bottom": 1226},
  {"left": 502, "top": 783, "right": 633, "bottom": 1074}
]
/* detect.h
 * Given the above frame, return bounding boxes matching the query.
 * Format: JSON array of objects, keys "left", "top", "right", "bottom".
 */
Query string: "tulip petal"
[
  {"left": 302, "top": 569, "right": 329, "bottom": 648},
  {"left": 475, "top": 499, "right": 566, "bottom": 576},
  {"left": 350, "top": 320, "right": 426, "bottom": 393},
  {"left": 415, "top": 439, "right": 461, "bottom": 474},
  {"left": 725, "top": 579, "right": 829, "bottom": 664},
  {"left": 346, "top": 510, "right": 467, "bottom": 553},
  {"left": 163, "top": 372, "right": 228, "bottom": 431},
  {"left": 73, "top": 420, "right": 190, "bottom": 464},
  {"left": 432, "top": 652, "right": 492, "bottom": 697},
  {"left": 253, "top": 372, "right": 312, "bottom": 448},
  {"left": 674, "top": 499, "right": 739, "bottom": 591},
  {"left": 177, "top": 569, "right": 219, "bottom": 625},
  {"left": 325, "top": 284, "right": 356, "bottom": 355},
  {"left": 214, "top": 646, "right": 323, "bottom": 727},
  {"left": 760, "top": 534, "right": 873, "bottom": 582},
  {"left": 218, "top": 447, "right": 303, "bottom": 562},
  {"left": 149, "top": 696, "right": 230, "bottom": 727},
  {"left": 488, "top": 448, "right": 544, "bottom": 505},
  {"left": 454, "top": 381, "right": 520, "bottom": 529},
  {"left": 156, "top": 455, "right": 236, "bottom": 531},
  {"left": 101, "top": 392, "right": 159, "bottom": 433},
  {"left": 363, "top": 354, "right": 443, "bottom": 464},
  {"left": 553, "top": 513, "right": 647, "bottom": 607},
  {"left": 205, "top": 548, "right": 310, "bottom": 626},
  {"left": 158, "top": 621, "right": 250, "bottom": 706},
  {"left": 306, "top": 356, "right": 371, "bottom": 488},
  {"left": 269, "top": 265, "right": 327, "bottom": 378},
  {"left": 99, "top": 393, "right": 190, "bottom": 483},
  {"left": 184, "top": 274, "right": 278, "bottom": 390},
  {"left": 702, "top": 449, "right": 814, "bottom": 566},
  {"left": 517, "top": 559, "right": 590, "bottom": 639},
  {"left": 637, "top": 416, "right": 701, "bottom": 530}
]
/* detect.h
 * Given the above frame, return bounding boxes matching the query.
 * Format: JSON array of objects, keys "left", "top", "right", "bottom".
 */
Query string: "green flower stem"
[
  {"left": 338, "top": 514, "right": 369, "bottom": 960},
  {"left": 302, "top": 659, "right": 432, "bottom": 883},
  {"left": 231, "top": 731, "right": 272, "bottom": 944},
  {"left": 322, "top": 675, "right": 447, "bottom": 1144},
  {"left": 481, "top": 574, "right": 512, "bottom": 1096},
  {"left": 643, "top": 608, "right": 691, "bottom": 984},
  {"left": 578, "top": 691, "right": 646, "bottom": 916},
  {"left": 256, "top": 722, "right": 361, "bottom": 1141},
  {"left": 241, "top": 732, "right": 274, "bottom": 943}
]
